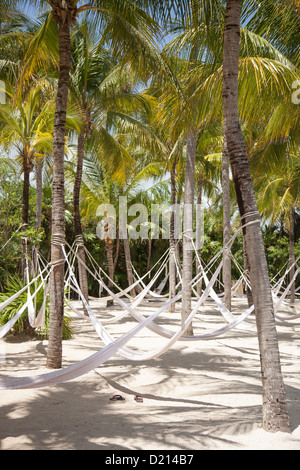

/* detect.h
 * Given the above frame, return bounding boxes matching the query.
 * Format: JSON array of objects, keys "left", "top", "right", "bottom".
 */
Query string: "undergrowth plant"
[{"left": 0, "top": 275, "right": 73, "bottom": 339}]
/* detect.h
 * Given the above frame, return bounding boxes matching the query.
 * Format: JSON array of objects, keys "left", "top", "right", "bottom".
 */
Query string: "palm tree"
[
  {"left": 74, "top": 148, "right": 144, "bottom": 301},
  {"left": 69, "top": 20, "right": 114, "bottom": 311},
  {"left": 0, "top": 82, "right": 54, "bottom": 276},
  {"left": 161, "top": 0, "right": 279, "bottom": 325},
  {"left": 194, "top": 125, "right": 223, "bottom": 297},
  {"left": 20, "top": 0, "right": 164, "bottom": 369},
  {"left": 244, "top": 19, "right": 299, "bottom": 302},
  {"left": 243, "top": 0, "right": 300, "bottom": 69},
  {"left": 222, "top": 0, "right": 290, "bottom": 433},
  {"left": 254, "top": 151, "right": 300, "bottom": 304},
  {"left": 222, "top": 138, "right": 232, "bottom": 310}
]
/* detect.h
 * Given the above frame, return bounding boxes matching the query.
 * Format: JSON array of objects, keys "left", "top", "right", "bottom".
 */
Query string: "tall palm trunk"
[
  {"left": 22, "top": 156, "right": 30, "bottom": 228},
  {"left": 180, "top": 11, "right": 199, "bottom": 327},
  {"left": 146, "top": 237, "right": 152, "bottom": 274},
  {"left": 223, "top": 0, "right": 290, "bottom": 432},
  {"left": 105, "top": 236, "right": 115, "bottom": 307},
  {"left": 73, "top": 132, "right": 89, "bottom": 314},
  {"left": 289, "top": 206, "right": 296, "bottom": 305},
  {"left": 169, "top": 159, "right": 177, "bottom": 312},
  {"left": 196, "top": 174, "right": 203, "bottom": 298},
  {"left": 35, "top": 159, "right": 43, "bottom": 232},
  {"left": 46, "top": 6, "right": 74, "bottom": 369},
  {"left": 123, "top": 236, "right": 136, "bottom": 298},
  {"left": 21, "top": 154, "right": 31, "bottom": 279},
  {"left": 181, "top": 130, "right": 196, "bottom": 335},
  {"left": 243, "top": 235, "right": 253, "bottom": 307},
  {"left": 222, "top": 138, "right": 232, "bottom": 310},
  {"left": 176, "top": 186, "right": 182, "bottom": 273},
  {"left": 32, "top": 158, "right": 43, "bottom": 277}
]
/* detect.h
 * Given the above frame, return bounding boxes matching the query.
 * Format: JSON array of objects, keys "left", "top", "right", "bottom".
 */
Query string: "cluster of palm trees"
[{"left": 0, "top": 0, "right": 299, "bottom": 433}]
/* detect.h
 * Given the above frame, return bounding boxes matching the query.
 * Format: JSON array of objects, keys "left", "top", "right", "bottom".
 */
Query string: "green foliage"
[
  {"left": 264, "top": 226, "right": 300, "bottom": 286},
  {"left": 0, "top": 0, "right": 299, "bottom": 318},
  {"left": 0, "top": 275, "right": 74, "bottom": 339}
]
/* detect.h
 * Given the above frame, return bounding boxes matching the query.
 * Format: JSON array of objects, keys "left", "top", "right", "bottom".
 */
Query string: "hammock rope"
[{"left": 0, "top": 216, "right": 299, "bottom": 390}]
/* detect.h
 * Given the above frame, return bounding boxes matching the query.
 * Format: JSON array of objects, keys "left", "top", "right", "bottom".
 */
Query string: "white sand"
[{"left": 0, "top": 296, "right": 300, "bottom": 450}]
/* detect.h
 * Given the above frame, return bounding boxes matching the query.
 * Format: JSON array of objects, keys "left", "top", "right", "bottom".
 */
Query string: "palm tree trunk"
[
  {"left": 21, "top": 157, "right": 34, "bottom": 336},
  {"left": 73, "top": 132, "right": 89, "bottom": 315},
  {"left": 22, "top": 156, "right": 30, "bottom": 228},
  {"left": 46, "top": 12, "right": 72, "bottom": 370},
  {"left": 176, "top": 186, "right": 182, "bottom": 273},
  {"left": 147, "top": 237, "right": 152, "bottom": 274},
  {"left": 123, "top": 236, "right": 136, "bottom": 297},
  {"left": 181, "top": 130, "right": 196, "bottom": 336},
  {"left": 243, "top": 235, "right": 253, "bottom": 308},
  {"left": 105, "top": 237, "right": 115, "bottom": 307},
  {"left": 222, "top": 138, "right": 232, "bottom": 311},
  {"left": 21, "top": 155, "right": 30, "bottom": 280},
  {"left": 196, "top": 174, "right": 203, "bottom": 298},
  {"left": 289, "top": 206, "right": 295, "bottom": 305},
  {"left": 32, "top": 158, "right": 43, "bottom": 277},
  {"left": 223, "top": 0, "right": 290, "bottom": 432},
  {"left": 35, "top": 159, "right": 43, "bottom": 231},
  {"left": 169, "top": 159, "right": 177, "bottom": 312}
]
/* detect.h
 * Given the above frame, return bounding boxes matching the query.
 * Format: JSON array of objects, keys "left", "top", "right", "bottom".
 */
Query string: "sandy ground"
[{"left": 0, "top": 295, "right": 300, "bottom": 451}]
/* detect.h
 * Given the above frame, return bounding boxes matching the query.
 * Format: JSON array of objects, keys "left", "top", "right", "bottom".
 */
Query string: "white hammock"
[
  {"left": 0, "top": 243, "right": 253, "bottom": 390},
  {"left": 0, "top": 265, "right": 52, "bottom": 338},
  {"left": 0, "top": 217, "right": 297, "bottom": 390}
]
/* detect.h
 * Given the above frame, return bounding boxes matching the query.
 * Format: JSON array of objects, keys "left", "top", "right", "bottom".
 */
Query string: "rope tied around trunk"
[
  {"left": 75, "top": 234, "right": 84, "bottom": 247},
  {"left": 50, "top": 233, "right": 66, "bottom": 267}
]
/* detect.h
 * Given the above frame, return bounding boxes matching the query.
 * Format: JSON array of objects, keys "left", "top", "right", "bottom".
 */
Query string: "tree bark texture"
[
  {"left": 105, "top": 237, "right": 115, "bottom": 307},
  {"left": 35, "top": 159, "right": 43, "bottom": 231},
  {"left": 123, "top": 236, "right": 136, "bottom": 298},
  {"left": 223, "top": 0, "right": 290, "bottom": 432},
  {"left": 46, "top": 16, "right": 72, "bottom": 369},
  {"left": 31, "top": 158, "right": 43, "bottom": 277},
  {"left": 181, "top": 130, "right": 196, "bottom": 336},
  {"left": 196, "top": 174, "right": 203, "bottom": 298},
  {"left": 21, "top": 154, "right": 31, "bottom": 279},
  {"left": 222, "top": 138, "right": 232, "bottom": 311},
  {"left": 169, "top": 159, "right": 177, "bottom": 313},
  {"left": 73, "top": 132, "right": 89, "bottom": 314}
]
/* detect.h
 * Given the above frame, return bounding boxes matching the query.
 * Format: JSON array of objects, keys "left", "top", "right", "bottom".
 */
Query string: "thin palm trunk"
[
  {"left": 105, "top": 236, "right": 115, "bottom": 307},
  {"left": 196, "top": 174, "right": 203, "bottom": 298},
  {"left": 123, "top": 236, "right": 136, "bottom": 298},
  {"left": 113, "top": 227, "right": 120, "bottom": 272},
  {"left": 32, "top": 158, "right": 43, "bottom": 277},
  {"left": 169, "top": 159, "right": 177, "bottom": 312},
  {"left": 35, "top": 159, "right": 43, "bottom": 231},
  {"left": 176, "top": 186, "right": 182, "bottom": 273},
  {"left": 146, "top": 237, "right": 152, "bottom": 274},
  {"left": 222, "top": 138, "right": 232, "bottom": 310},
  {"left": 73, "top": 132, "right": 89, "bottom": 314},
  {"left": 289, "top": 206, "right": 296, "bottom": 305},
  {"left": 223, "top": 0, "right": 290, "bottom": 432},
  {"left": 181, "top": 130, "right": 196, "bottom": 336},
  {"left": 21, "top": 154, "right": 30, "bottom": 280},
  {"left": 46, "top": 10, "right": 72, "bottom": 369},
  {"left": 243, "top": 235, "right": 253, "bottom": 307},
  {"left": 21, "top": 154, "right": 34, "bottom": 334}
]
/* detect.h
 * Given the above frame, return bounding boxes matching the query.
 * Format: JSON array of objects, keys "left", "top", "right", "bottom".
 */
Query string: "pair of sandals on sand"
[{"left": 110, "top": 394, "right": 143, "bottom": 403}]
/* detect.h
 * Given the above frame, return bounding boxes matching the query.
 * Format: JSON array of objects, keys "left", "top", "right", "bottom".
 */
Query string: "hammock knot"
[
  {"left": 51, "top": 233, "right": 66, "bottom": 246},
  {"left": 75, "top": 234, "right": 84, "bottom": 247}
]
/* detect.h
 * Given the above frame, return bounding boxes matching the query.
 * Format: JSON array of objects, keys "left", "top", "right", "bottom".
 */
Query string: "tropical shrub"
[{"left": 0, "top": 275, "right": 73, "bottom": 339}]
